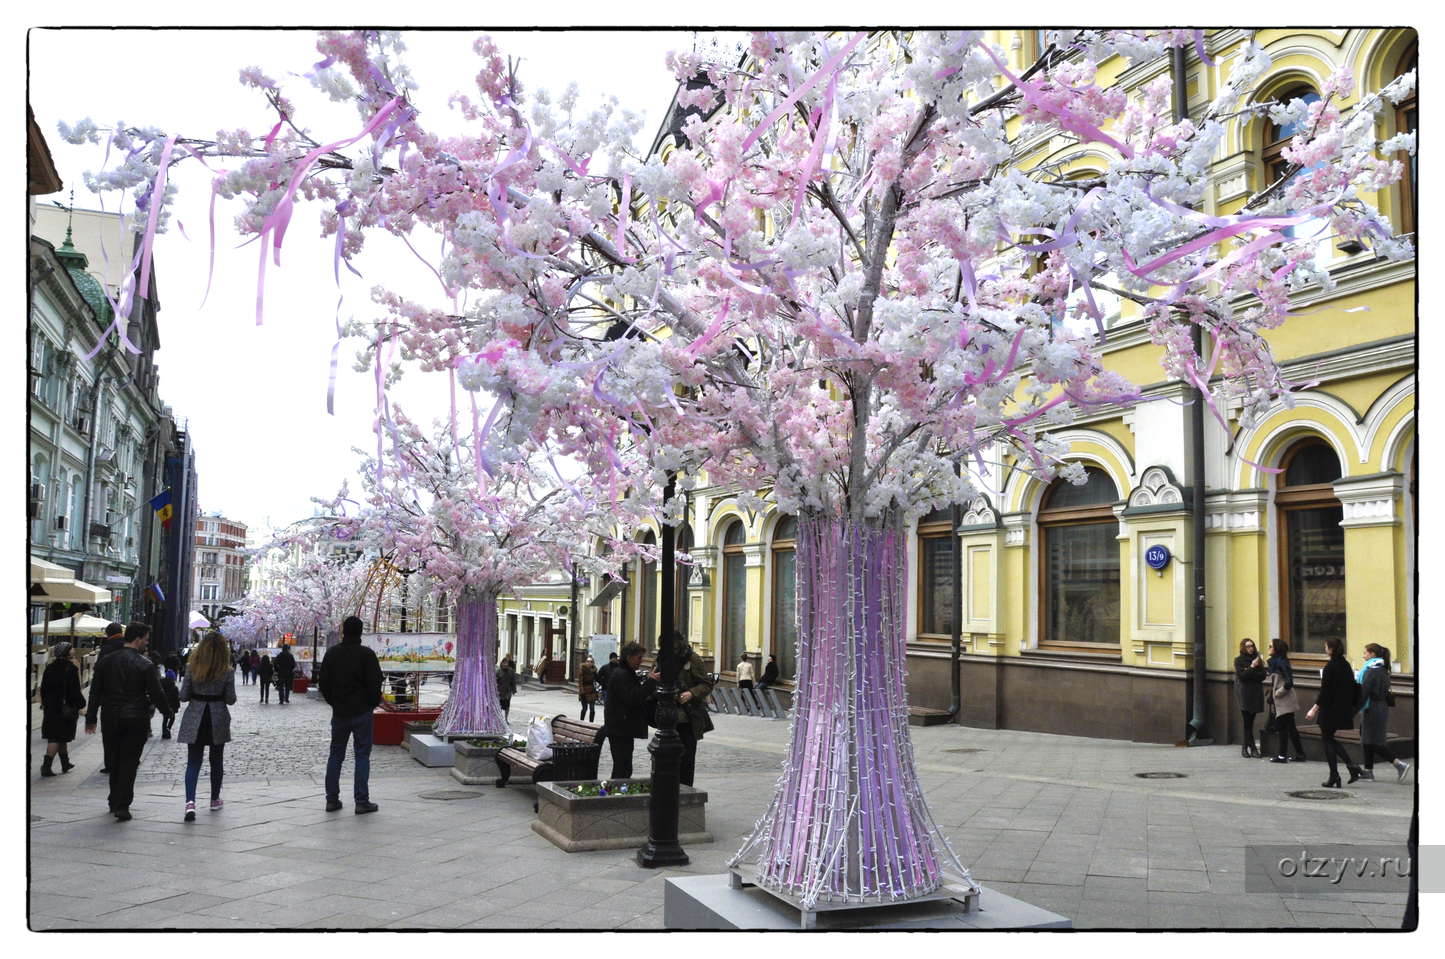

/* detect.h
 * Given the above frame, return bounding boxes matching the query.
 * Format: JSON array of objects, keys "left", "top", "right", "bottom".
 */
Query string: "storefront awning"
[
  {"left": 32, "top": 578, "right": 113, "bottom": 604},
  {"left": 29, "top": 557, "right": 75, "bottom": 585}
]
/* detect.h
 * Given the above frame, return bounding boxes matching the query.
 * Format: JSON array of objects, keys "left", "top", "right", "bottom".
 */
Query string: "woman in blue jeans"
[{"left": 176, "top": 631, "right": 237, "bottom": 821}]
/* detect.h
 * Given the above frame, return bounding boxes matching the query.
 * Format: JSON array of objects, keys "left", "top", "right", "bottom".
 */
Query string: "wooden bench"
[{"left": 495, "top": 715, "right": 604, "bottom": 810}]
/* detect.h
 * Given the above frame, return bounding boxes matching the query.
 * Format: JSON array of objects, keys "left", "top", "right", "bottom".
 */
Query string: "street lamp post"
[{"left": 637, "top": 471, "right": 689, "bottom": 868}]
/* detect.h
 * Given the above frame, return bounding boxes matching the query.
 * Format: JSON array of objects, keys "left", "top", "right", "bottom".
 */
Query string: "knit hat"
[
  {"left": 52, "top": 641, "right": 73, "bottom": 659},
  {"left": 165, "top": 669, "right": 176, "bottom": 681}
]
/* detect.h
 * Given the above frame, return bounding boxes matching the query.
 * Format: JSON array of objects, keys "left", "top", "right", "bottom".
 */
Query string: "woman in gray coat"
[
  {"left": 1358, "top": 644, "right": 1409, "bottom": 782},
  {"left": 177, "top": 631, "right": 237, "bottom": 821}
]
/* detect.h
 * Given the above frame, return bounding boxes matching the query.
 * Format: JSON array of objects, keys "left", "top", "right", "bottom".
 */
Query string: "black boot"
[
  {"left": 40, "top": 755, "right": 56, "bottom": 777},
  {"left": 59, "top": 752, "right": 74, "bottom": 773},
  {"left": 1346, "top": 765, "right": 1364, "bottom": 785}
]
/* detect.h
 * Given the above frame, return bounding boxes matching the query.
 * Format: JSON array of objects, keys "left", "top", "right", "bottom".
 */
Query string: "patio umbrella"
[
  {"left": 189, "top": 611, "right": 211, "bottom": 629},
  {"left": 31, "top": 614, "right": 113, "bottom": 638}
]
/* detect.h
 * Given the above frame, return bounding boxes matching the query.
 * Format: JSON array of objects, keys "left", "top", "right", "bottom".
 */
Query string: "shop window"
[
  {"left": 771, "top": 515, "right": 797, "bottom": 680},
  {"left": 1276, "top": 439, "right": 1345, "bottom": 657},
  {"left": 1039, "top": 467, "right": 1121, "bottom": 648},
  {"left": 722, "top": 519, "right": 747, "bottom": 671},
  {"left": 917, "top": 506, "right": 955, "bottom": 639}
]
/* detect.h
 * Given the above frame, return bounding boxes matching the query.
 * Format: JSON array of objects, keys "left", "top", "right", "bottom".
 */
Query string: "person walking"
[
  {"left": 319, "top": 616, "right": 384, "bottom": 814},
  {"left": 596, "top": 652, "right": 619, "bottom": 706},
  {"left": 257, "top": 653, "right": 274, "bottom": 703},
  {"left": 92, "top": 621, "right": 127, "bottom": 775},
  {"left": 160, "top": 670, "right": 180, "bottom": 739},
  {"left": 176, "top": 630, "right": 237, "bottom": 821},
  {"left": 670, "top": 631, "right": 715, "bottom": 787},
  {"left": 578, "top": 655, "right": 598, "bottom": 722},
  {"left": 600, "top": 642, "right": 659, "bottom": 779},
  {"left": 1357, "top": 643, "right": 1410, "bottom": 783},
  {"left": 274, "top": 645, "right": 297, "bottom": 705},
  {"left": 239, "top": 650, "right": 252, "bottom": 686},
  {"left": 534, "top": 651, "right": 552, "bottom": 685},
  {"left": 1267, "top": 638, "right": 1307, "bottom": 764},
  {"left": 38, "top": 642, "right": 86, "bottom": 777},
  {"left": 736, "top": 656, "right": 755, "bottom": 691},
  {"left": 496, "top": 655, "right": 518, "bottom": 722},
  {"left": 94, "top": 622, "right": 126, "bottom": 664},
  {"left": 248, "top": 649, "right": 261, "bottom": 682},
  {"left": 1306, "top": 636, "right": 1366, "bottom": 788},
  {"left": 83, "top": 623, "right": 173, "bottom": 821},
  {"left": 1234, "top": 638, "right": 1267, "bottom": 758},
  {"left": 758, "top": 654, "right": 779, "bottom": 691}
]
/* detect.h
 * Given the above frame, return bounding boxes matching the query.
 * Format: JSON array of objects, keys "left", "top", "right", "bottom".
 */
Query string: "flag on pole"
[
  {"left": 146, "top": 583, "right": 165, "bottom": 604},
  {"left": 149, "top": 489, "right": 173, "bottom": 529}
]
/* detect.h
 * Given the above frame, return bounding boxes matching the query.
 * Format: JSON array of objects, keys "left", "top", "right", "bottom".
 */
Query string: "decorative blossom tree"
[
  {"left": 63, "top": 28, "right": 1413, "bottom": 908},
  {"left": 321, "top": 408, "right": 634, "bottom": 738}
]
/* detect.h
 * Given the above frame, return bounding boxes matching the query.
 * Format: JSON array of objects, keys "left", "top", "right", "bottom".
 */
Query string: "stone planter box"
[
  {"left": 532, "top": 780, "right": 712, "bottom": 853},
  {"left": 401, "top": 720, "right": 434, "bottom": 750},
  {"left": 410, "top": 733, "right": 455, "bottom": 767},
  {"left": 451, "top": 740, "right": 505, "bottom": 785}
]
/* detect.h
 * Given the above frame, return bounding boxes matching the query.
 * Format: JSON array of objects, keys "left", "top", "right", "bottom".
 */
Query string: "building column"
[
  {"left": 742, "top": 543, "right": 766, "bottom": 667},
  {"left": 1333, "top": 472, "right": 1407, "bottom": 668}
]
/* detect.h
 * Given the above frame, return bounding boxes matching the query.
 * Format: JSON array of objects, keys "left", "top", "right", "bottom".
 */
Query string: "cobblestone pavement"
[{"left": 25, "top": 676, "right": 1416, "bottom": 932}]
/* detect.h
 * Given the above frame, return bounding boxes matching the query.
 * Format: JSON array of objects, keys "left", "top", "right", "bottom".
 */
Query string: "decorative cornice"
[
  {"left": 1002, "top": 512, "right": 1030, "bottom": 547},
  {"left": 960, "top": 495, "right": 1001, "bottom": 530},
  {"left": 688, "top": 545, "right": 717, "bottom": 569},
  {"left": 742, "top": 544, "right": 766, "bottom": 568},
  {"left": 1204, "top": 488, "right": 1269, "bottom": 532},
  {"left": 1333, "top": 471, "right": 1403, "bottom": 528},
  {"left": 1125, "top": 466, "right": 1187, "bottom": 512}
]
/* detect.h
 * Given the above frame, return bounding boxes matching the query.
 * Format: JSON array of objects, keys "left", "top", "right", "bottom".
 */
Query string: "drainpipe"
[{"left": 1174, "top": 43, "right": 1212, "bottom": 745}]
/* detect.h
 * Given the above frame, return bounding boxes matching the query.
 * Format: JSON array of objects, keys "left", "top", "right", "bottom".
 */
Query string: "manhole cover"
[
  {"left": 1135, "top": 772, "right": 1187, "bottom": 779},
  {"left": 418, "top": 790, "right": 485, "bottom": 801},
  {"left": 945, "top": 748, "right": 985, "bottom": 754},
  {"left": 1288, "top": 789, "right": 1352, "bottom": 801}
]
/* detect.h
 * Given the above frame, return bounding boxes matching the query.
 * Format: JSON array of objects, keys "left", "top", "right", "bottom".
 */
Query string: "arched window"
[
  {"left": 1276, "top": 439, "right": 1344, "bottom": 656},
  {"left": 1039, "top": 467, "right": 1121, "bottom": 648},
  {"left": 1394, "top": 40, "right": 1417, "bottom": 237},
  {"left": 722, "top": 519, "right": 747, "bottom": 671},
  {"left": 1263, "top": 86, "right": 1331, "bottom": 256},
  {"left": 771, "top": 515, "right": 797, "bottom": 681},
  {"left": 917, "top": 505, "right": 955, "bottom": 639}
]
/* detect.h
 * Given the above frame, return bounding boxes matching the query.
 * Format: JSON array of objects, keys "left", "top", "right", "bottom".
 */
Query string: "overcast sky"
[{"left": 27, "top": 28, "right": 694, "bottom": 538}]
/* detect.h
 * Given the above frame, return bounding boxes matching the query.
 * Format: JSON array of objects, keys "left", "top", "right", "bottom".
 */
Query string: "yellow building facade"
[{"left": 509, "top": 29, "right": 1415, "bottom": 745}]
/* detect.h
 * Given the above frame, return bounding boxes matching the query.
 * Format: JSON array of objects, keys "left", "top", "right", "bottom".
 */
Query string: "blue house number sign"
[{"left": 1145, "top": 544, "right": 1172, "bottom": 574}]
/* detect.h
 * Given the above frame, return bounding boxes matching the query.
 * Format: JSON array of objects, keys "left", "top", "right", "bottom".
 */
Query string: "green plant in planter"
[
  {"left": 570, "top": 780, "right": 652, "bottom": 798},
  {"left": 465, "top": 736, "right": 512, "bottom": 748}
]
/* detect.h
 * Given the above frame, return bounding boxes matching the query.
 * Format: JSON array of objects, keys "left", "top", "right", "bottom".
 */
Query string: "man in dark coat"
[
  {"left": 319, "top": 616, "right": 384, "bottom": 814},
  {"left": 92, "top": 621, "right": 127, "bottom": 773},
  {"left": 274, "top": 645, "right": 297, "bottom": 705},
  {"left": 599, "top": 642, "right": 659, "bottom": 779},
  {"left": 83, "top": 623, "right": 173, "bottom": 820},
  {"left": 595, "top": 652, "right": 620, "bottom": 706}
]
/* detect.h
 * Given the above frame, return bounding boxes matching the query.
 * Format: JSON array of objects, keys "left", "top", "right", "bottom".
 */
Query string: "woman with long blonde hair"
[{"left": 176, "top": 630, "right": 237, "bottom": 821}]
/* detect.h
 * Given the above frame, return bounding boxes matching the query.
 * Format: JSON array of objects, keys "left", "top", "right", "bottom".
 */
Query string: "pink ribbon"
[{"left": 741, "top": 32, "right": 868, "bottom": 152}]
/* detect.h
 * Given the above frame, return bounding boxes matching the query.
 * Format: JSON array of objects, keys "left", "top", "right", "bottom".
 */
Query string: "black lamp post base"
[{"left": 636, "top": 839, "right": 691, "bottom": 868}]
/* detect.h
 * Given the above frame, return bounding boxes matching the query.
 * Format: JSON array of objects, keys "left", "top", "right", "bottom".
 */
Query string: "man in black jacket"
[
  {"left": 274, "top": 645, "right": 297, "bottom": 705},
  {"left": 319, "top": 616, "right": 383, "bottom": 814},
  {"left": 599, "top": 642, "right": 659, "bottom": 779},
  {"left": 92, "top": 621, "right": 127, "bottom": 774},
  {"left": 595, "top": 652, "right": 620, "bottom": 706},
  {"left": 84, "top": 623, "right": 172, "bottom": 821}
]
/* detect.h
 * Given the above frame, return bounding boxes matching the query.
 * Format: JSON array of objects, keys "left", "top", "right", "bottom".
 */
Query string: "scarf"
[{"left": 1356, "top": 657, "right": 1384, "bottom": 713}]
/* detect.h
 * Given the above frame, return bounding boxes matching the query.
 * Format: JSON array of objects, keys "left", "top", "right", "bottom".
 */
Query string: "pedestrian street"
[{"left": 28, "top": 677, "right": 1412, "bottom": 930}]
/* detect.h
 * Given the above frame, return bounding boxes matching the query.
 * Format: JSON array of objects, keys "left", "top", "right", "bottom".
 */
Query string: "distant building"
[{"left": 193, "top": 511, "right": 248, "bottom": 624}]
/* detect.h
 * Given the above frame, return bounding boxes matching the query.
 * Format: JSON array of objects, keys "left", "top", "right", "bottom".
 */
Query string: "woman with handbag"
[
  {"left": 39, "top": 642, "right": 86, "bottom": 777},
  {"left": 1357, "top": 644, "right": 1410, "bottom": 782},
  {"left": 1267, "top": 638, "right": 1307, "bottom": 764},
  {"left": 1234, "top": 638, "right": 1267, "bottom": 758},
  {"left": 578, "top": 655, "right": 598, "bottom": 722},
  {"left": 1305, "top": 636, "right": 1366, "bottom": 788},
  {"left": 177, "top": 630, "right": 238, "bottom": 820}
]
